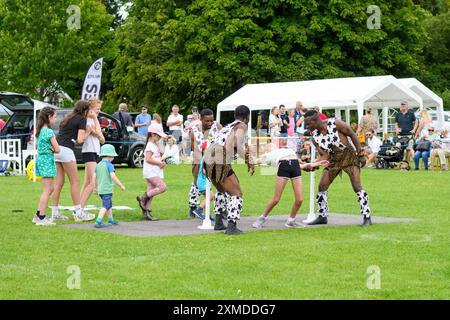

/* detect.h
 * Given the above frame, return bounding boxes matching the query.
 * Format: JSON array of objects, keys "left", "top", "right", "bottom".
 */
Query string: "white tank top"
[{"left": 82, "top": 118, "right": 101, "bottom": 154}]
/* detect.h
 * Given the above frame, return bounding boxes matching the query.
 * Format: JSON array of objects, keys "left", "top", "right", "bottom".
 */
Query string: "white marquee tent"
[
  {"left": 216, "top": 75, "right": 444, "bottom": 135},
  {"left": 399, "top": 78, "right": 444, "bottom": 128}
]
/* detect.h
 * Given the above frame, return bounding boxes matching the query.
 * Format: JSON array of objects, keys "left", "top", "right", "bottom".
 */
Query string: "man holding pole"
[
  {"left": 203, "top": 105, "right": 255, "bottom": 235},
  {"left": 188, "top": 110, "right": 222, "bottom": 222},
  {"left": 304, "top": 110, "right": 372, "bottom": 227}
]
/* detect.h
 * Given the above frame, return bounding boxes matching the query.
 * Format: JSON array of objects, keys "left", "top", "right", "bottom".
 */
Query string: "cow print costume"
[
  {"left": 312, "top": 118, "right": 371, "bottom": 218},
  {"left": 188, "top": 122, "right": 220, "bottom": 209},
  {"left": 204, "top": 120, "right": 245, "bottom": 223},
  {"left": 311, "top": 118, "right": 346, "bottom": 153}
]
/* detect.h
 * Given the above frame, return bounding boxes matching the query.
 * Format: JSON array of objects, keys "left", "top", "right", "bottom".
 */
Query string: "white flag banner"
[{"left": 81, "top": 57, "right": 103, "bottom": 100}]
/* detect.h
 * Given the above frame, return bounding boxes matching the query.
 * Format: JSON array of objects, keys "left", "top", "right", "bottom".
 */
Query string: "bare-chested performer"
[
  {"left": 188, "top": 109, "right": 222, "bottom": 223},
  {"left": 304, "top": 110, "right": 372, "bottom": 227},
  {"left": 203, "top": 105, "right": 255, "bottom": 235}
]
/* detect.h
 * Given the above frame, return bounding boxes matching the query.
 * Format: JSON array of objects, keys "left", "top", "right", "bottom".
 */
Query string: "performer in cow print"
[
  {"left": 187, "top": 109, "right": 223, "bottom": 227},
  {"left": 203, "top": 105, "right": 255, "bottom": 235},
  {"left": 303, "top": 110, "right": 372, "bottom": 227}
]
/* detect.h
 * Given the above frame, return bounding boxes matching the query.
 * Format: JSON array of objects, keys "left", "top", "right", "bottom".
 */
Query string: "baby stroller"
[
  {"left": 376, "top": 140, "right": 410, "bottom": 170},
  {"left": 0, "top": 160, "right": 11, "bottom": 176}
]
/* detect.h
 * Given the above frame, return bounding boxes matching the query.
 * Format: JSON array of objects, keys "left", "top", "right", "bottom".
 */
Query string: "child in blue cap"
[{"left": 94, "top": 144, "right": 126, "bottom": 228}]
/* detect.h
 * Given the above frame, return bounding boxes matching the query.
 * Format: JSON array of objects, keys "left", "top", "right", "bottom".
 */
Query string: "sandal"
[{"left": 144, "top": 209, "right": 158, "bottom": 221}]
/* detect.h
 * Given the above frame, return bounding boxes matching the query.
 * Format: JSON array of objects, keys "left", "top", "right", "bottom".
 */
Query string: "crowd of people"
[
  {"left": 31, "top": 98, "right": 448, "bottom": 233},
  {"left": 354, "top": 102, "right": 450, "bottom": 171}
]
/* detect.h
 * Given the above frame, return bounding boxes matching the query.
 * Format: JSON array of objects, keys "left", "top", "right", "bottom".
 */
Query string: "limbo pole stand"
[
  {"left": 303, "top": 144, "right": 317, "bottom": 224},
  {"left": 198, "top": 178, "right": 214, "bottom": 230}
]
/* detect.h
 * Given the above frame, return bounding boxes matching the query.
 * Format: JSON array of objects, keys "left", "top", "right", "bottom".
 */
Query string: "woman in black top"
[{"left": 51, "top": 100, "right": 94, "bottom": 222}]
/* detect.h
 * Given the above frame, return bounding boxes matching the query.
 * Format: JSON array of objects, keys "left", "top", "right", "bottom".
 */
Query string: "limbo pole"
[
  {"left": 198, "top": 179, "right": 214, "bottom": 230},
  {"left": 303, "top": 144, "right": 316, "bottom": 223}
]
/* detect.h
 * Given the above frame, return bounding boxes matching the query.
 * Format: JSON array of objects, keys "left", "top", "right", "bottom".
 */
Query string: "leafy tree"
[
  {"left": 0, "top": 0, "right": 116, "bottom": 105},
  {"left": 102, "top": 0, "right": 128, "bottom": 29},
  {"left": 413, "top": 0, "right": 448, "bottom": 15},
  {"left": 110, "top": 0, "right": 429, "bottom": 115},
  {"left": 415, "top": 5, "right": 450, "bottom": 109}
]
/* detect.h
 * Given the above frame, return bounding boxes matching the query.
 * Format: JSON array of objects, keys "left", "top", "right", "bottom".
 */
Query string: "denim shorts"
[{"left": 100, "top": 194, "right": 113, "bottom": 210}]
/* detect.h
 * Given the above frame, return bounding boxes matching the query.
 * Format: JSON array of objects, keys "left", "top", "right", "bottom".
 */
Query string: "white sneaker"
[
  {"left": 35, "top": 217, "right": 56, "bottom": 226},
  {"left": 285, "top": 219, "right": 306, "bottom": 228},
  {"left": 31, "top": 216, "right": 39, "bottom": 224},
  {"left": 74, "top": 210, "right": 95, "bottom": 222},
  {"left": 252, "top": 216, "right": 267, "bottom": 229},
  {"left": 52, "top": 213, "right": 69, "bottom": 221},
  {"left": 83, "top": 212, "right": 96, "bottom": 221}
]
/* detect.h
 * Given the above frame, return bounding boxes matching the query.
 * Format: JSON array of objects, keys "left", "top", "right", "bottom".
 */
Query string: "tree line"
[{"left": 0, "top": 0, "right": 449, "bottom": 116}]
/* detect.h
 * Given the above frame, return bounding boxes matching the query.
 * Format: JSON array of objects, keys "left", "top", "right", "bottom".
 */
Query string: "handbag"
[{"left": 415, "top": 140, "right": 431, "bottom": 152}]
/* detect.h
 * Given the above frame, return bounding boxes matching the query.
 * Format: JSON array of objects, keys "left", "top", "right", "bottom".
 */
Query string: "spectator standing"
[
  {"left": 287, "top": 109, "right": 296, "bottom": 152},
  {"left": 167, "top": 104, "right": 184, "bottom": 153},
  {"left": 395, "top": 102, "right": 418, "bottom": 162},
  {"left": 358, "top": 107, "right": 378, "bottom": 134},
  {"left": 314, "top": 106, "right": 328, "bottom": 120},
  {"left": 415, "top": 109, "right": 432, "bottom": 140},
  {"left": 269, "top": 106, "right": 281, "bottom": 136},
  {"left": 191, "top": 112, "right": 201, "bottom": 128},
  {"left": 192, "top": 106, "right": 199, "bottom": 118},
  {"left": 294, "top": 101, "right": 306, "bottom": 136},
  {"left": 152, "top": 113, "right": 164, "bottom": 132},
  {"left": 357, "top": 107, "right": 378, "bottom": 145},
  {"left": 256, "top": 111, "right": 269, "bottom": 137},
  {"left": 152, "top": 113, "right": 164, "bottom": 150},
  {"left": 112, "top": 103, "right": 133, "bottom": 127},
  {"left": 32, "top": 107, "right": 60, "bottom": 226},
  {"left": 269, "top": 106, "right": 281, "bottom": 148},
  {"left": 183, "top": 114, "right": 195, "bottom": 157},
  {"left": 135, "top": 106, "right": 152, "bottom": 136},
  {"left": 80, "top": 98, "right": 105, "bottom": 213},
  {"left": 279, "top": 105, "right": 289, "bottom": 138},
  {"left": 51, "top": 101, "right": 94, "bottom": 222}
]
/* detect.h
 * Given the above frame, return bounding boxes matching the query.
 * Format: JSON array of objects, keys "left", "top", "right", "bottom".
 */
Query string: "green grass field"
[{"left": 0, "top": 165, "right": 449, "bottom": 299}]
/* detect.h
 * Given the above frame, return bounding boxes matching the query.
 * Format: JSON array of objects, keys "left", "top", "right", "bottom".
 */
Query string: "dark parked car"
[{"left": 0, "top": 92, "right": 146, "bottom": 168}]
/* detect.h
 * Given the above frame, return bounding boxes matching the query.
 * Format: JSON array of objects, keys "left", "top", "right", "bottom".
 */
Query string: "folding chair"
[{"left": 0, "top": 139, "right": 23, "bottom": 175}]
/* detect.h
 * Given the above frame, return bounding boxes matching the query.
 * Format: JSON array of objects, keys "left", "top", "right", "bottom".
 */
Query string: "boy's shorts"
[{"left": 100, "top": 194, "right": 113, "bottom": 210}]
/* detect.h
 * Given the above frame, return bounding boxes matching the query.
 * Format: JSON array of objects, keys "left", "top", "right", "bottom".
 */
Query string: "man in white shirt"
[
  {"left": 166, "top": 104, "right": 184, "bottom": 153},
  {"left": 364, "top": 129, "right": 382, "bottom": 167}
]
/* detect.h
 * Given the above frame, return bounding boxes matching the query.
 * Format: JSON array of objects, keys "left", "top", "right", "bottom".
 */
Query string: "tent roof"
[
  {"left": 399, "top": 78, "right": 443, "bottom": 108},
  {"left": 32, "top": 99, "right": 57, "bottom": 110},
  {"left": 217, "top": 75, "right": 423, "bottom": 111}
]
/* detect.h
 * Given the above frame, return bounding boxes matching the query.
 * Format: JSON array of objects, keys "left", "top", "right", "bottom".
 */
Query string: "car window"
[
  {"left": 9, "top": 114, "right": 32, "bottom": 130},
  {"left": 99, "top": 115, "right": 118, "bottom": 130},
  {"left": 53, "top": 111, "right": 67, "bottom": 131},
  {"left": 99, "top": 114, "right": 120, "bottom": 141}
]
